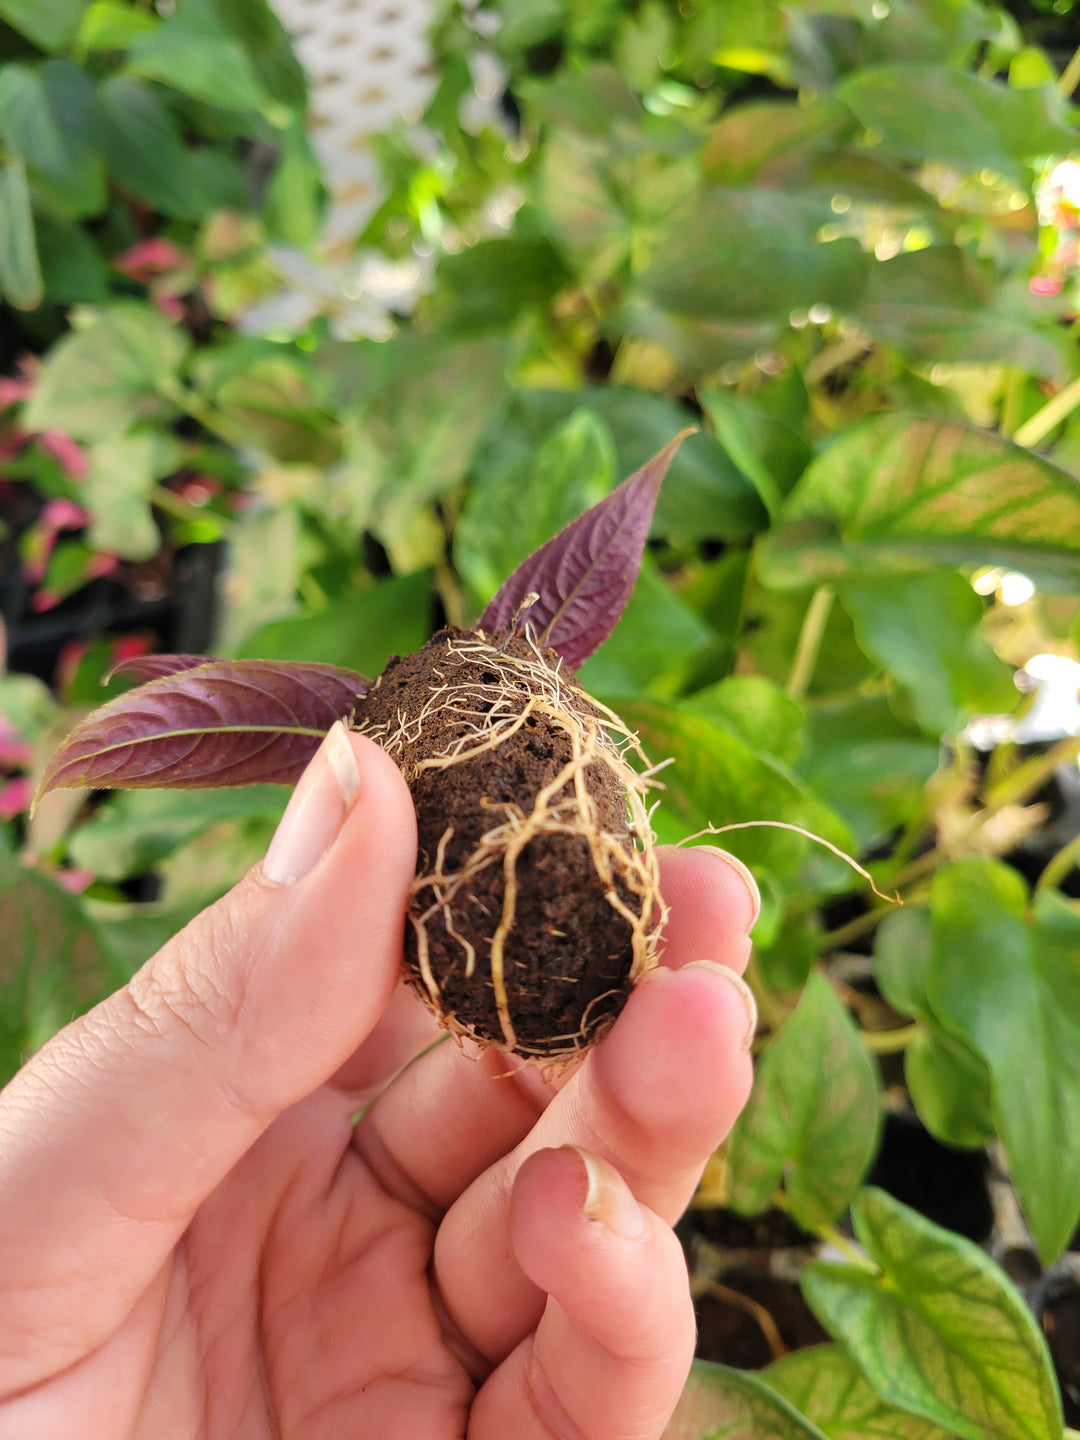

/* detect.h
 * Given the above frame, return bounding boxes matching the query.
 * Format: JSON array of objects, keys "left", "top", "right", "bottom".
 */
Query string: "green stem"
[
  {"left": 889, "top": 734, "right": 1080, "bottom": 892},
  {"left": 822, "top": 905, "right": 892, "bottom": 953},
  {"left": 1058, "top": 43, "right": 1080, "bottom": 99},
  {"left": 1037, "top": 830, "right": 1080, "bottom": 895},
  {"left": 815, "top": 1219, "right": 878, "bottom": 1272},
  {"left": 151, "top": 485, "right": 231, "bottom": 532},
  {"left": 786, "top": 585, "right": 834, "bottom": 701},
  {"left": 862, "top": 1022, "right": 921, "bottom": 1054},
  {"left": 162, "top": 382, "right": 241, "bottom": 448},
  {"left": 999, "top": 368, "right": 1024, "bottom": 438},
  {"left": 1014, "top": 374, "right": 1080, "bottom": 449}
]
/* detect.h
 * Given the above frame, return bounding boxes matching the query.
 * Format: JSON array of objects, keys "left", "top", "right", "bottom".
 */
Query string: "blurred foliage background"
[{"left": 2, "top": 0, "right": 1080, "bottom": 1434}]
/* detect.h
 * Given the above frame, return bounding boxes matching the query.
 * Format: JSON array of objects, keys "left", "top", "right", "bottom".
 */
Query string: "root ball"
[{"left": 352, "top": 627, "right": 665, "bottom": 1063}]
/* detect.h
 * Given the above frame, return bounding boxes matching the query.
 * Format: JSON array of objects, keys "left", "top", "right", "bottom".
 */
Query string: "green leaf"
[
  {"left": 457, "top": 408, "right": 616, "bottom": 606},
  {"left": 236, "top": 571, "right": 432, "bottom": 678},
  {"left": 0, "top": 672, "right": 57, "bottom": 741},
  {"left": 927, "top": 861, "right": 1080, "bottom": 1260},
  {"left": 687, "top": 675, "right": 805, "bottom": 767},
  {"left": 77, "top": 0, "right": 159, "bottom": 49},
  {"left": 838, "top": 570, "right": 1016, "bottom": 735},
  {"left": 701, "top": 98, "right": 850, "bottom": 186},
  {"left": 35, "top": 214, "right": 108, "bottom": 302},
  {"left": 700, "top": 390, "right": 812, "bottom": 520},
  {"left": 428, "top": 234, "right": 573, "bottom": 336},
  {"left": 761, "top": 414, "right": 1080, "bottom": 590},
  {"left": 875, "top": 908, "right": 995, "bottom": 1150},
  {"left": 97, "top": 76, "right": 208, "bottom": 221},
  {"left": 82, "top": 432, "right": 180, "bottom": 559},
  {"left": 0, "top": 853, "right": 123, "bottom": 1086},
  {"left": 856, "top": 248, "right": 1065, "bottom": 379},
  {"left": 802, "top": 1187, "right": 1063, "bottom": 1440},
  {"left": 0, "top": 0, "right": 84, "bottom": 51},
  {"left": 640, "top": 188, "right": 870, "bottom": 323},
  {"left": 727, "top": 971, "right": 881, "bottom": 1227},
  {"left": 0, "top": 157, "right": 42, "bottom": 310},
  {"left": 837, "top": 63, "right": 1075, "bottom": 179},
  {"left": 25, "top": 304, "right": 188, "bottom": 442},
  {"left": 764, "top": 1344, "right": 958, "bottom": 1440},
  {"left": 798, "top": 696, "right": 938, "bottom": 848},
  {"left": 579, "top": 561, "right": 716, "bottom": 699},
  {"left": 264, "top": 116, "right": 324, "bottom": 246},
  {"left": 128, "top": 21, "right": 272, "bottom": 114},
  {"left": 664, "top": 1361, "right": 831, "bottom": 1440},
  {"left": 68, "top": 787, "right": 287, "bottom": 882},
  {"left": 622, "top": 699, "right": 851, "bottom": 877},
  {"left": 0, "top": 62, "right": 105, "bottom": 218}
]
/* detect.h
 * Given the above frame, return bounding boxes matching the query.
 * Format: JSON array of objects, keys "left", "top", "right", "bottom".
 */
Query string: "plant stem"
[
  {"left": 822, "top": 905, "right": 892, "bottom": 952},
  {"left": 889, "top": 734, "right": 1080, "bottom": 892},
  {"left": 815, "top": 1219, "right": 878, "bottom": 1272},
  {"left": 999, "top": 368, "right": 1024, "bottom": 438},
  {"left": 151, "top": 485, "right": 232, "bottom": 532},
  {"left": 1037, "top": 830, "right": 1080, "bottom": 895},
  {"left": 1059, "top": 43, "right": 1080, "bottom": 99},
  {"left": 1014, "top": 374, "right": 1080, "bottom": 449},
  {"left": 786, "top": 585, "right": 834, "bottom": 700},
  {"left": 862, "top": 1022, "right": 921, "bottom": 1054}
]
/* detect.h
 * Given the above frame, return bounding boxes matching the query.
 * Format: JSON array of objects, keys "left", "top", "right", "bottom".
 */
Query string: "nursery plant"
[{"left": 4, "top": 0, "right": 1080, "bottom": 1437}]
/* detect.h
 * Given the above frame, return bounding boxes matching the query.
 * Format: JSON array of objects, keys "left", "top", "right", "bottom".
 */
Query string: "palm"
[{"left": 149, "top": 1085, "right": 474, "bottom": 1438}]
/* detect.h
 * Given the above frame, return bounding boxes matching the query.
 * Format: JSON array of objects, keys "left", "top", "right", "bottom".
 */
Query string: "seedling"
[{"left": 39, "top": 434, "right": 692, "bottom": 1062}]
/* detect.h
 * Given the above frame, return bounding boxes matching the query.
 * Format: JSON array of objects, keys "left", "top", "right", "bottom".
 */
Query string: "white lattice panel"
[{"left": 272, "top": 0, "right": 436, "bottom": 248}]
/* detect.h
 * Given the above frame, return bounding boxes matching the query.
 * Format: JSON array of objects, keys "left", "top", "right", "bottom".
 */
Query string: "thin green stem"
[
  {"left": 151, "top": 485, "right": 231, "bottom": 533},
  {"left": 1058, "top": 43, "right": 1080, "bottom": 99},
  {"left": 1037, "top": 830, "right": 1080, "bottom": 895},
  {"left": 822, "top": 904, "right": 892, "bottom": 953},
  {"left": 889, "top": 734, "right": 1080, "bottom": 892},
  {"left": 999, "top": 368, "right": 1024, "bottom": 438},
  {"left": 774, "top": 1193, "right": 878, "bottom": 1273},
  {"left": 786, "top": 585, "right": 835, "bottom": 700},
  {"left": 862, "top": 1022, "right": 921, "bottom": 1054},
  {"left": 1014, "top": 373, "right": 1080, "bottom": 449}
]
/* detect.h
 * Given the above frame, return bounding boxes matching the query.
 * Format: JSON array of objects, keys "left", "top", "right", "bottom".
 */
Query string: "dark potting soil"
[{"left": 354, "top": 628, "right": 645, "bottom": 1056}]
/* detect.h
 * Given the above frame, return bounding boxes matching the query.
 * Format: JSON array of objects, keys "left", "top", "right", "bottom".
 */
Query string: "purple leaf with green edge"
[
  {"left": 37, "top": 659, "right": 370, "bottom": 798},
  {"left": 107, "top": 654, "right": 216, "bottom": 683},
  {"left": 478, "top": 428, "right": 695, "bottom": 669}
]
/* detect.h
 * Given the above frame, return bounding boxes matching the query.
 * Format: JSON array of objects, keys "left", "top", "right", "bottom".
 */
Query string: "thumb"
[{"left": 0, "top": 725, "right": 416, "bottom": 1392}]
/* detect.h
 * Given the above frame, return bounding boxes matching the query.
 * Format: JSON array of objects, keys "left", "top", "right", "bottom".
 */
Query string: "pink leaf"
[
  {"left": 0, "top": 776, "right": 33, "bottom": 819},
  {"left": 39, "top": 430, "right": 89, "bottom": 480},
  {"left": 37, "top": 660, "right": 371, "bottom": 798},
  {"left": 113, "top": 238, "right": 187, "bottom": 280},
  {"left": 478, "top": 429, "right": 695, "bottom": 669},
  {"left": 107, "top": 653, "right": 217, "bottom": 683}
]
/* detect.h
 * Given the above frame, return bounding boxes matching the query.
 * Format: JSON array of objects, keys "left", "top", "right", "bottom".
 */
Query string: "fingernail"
[
  {"left": 694, "top": 846, "right": 761, "bottom": 932},
  {"left": 263, "top": 722, "right": 361, "bottom": 885},
  {"left": 684, "top": 961, "right": 759, "bottom": 1050},
  {"left": 562, "top": 1145, "right": 646, "bottom": 1240}
]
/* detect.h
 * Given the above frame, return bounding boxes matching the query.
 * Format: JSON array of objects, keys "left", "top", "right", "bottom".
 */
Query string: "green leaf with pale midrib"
[
  {"left": 727, "top": 971, "right": 881, "bottom": 1228},
  {"left": 802, "top": 1188, "right": 1062, "bottom": 1440},
  {"left": 927, "top": 862, "right": 1080, "bottom": 1260},
  {"left": 664, "top": 1361, "right": 831, "bottom": 1440},
  {"left": 764, "top": 1343, "right": 958, "bottom": 1440},
  {"left": 760, "top": 414, "right": 1080, "bottom": 588}
]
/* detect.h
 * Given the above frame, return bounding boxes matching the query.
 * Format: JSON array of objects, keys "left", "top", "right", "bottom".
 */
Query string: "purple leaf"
[
  {"left": 478, "top": 429, "right": 695, "bottom": 669},
  {"left": 38, "top": 659, "right": 370, "bottom": 798},
  {"left": 107, "top": 654, "right": 215, "bottom": 683}
]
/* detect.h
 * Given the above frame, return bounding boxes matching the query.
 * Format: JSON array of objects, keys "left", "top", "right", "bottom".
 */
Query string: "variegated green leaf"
[
  {"left": 765, "top": 1344, "right": 958, "bottom": 1440},
  {"left": 663, "top": 1361, "right": 830, "bottom": 1440}
]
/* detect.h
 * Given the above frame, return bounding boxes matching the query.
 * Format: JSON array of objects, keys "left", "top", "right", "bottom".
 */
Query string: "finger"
[
  {"left": 435, "top": 959, "right": 756, "bottom": 1361},
  {"left": 655, "top": 845, "right": 759, "bottom": 974},
  {"left": 0, "top": 726, "right": 416, "bottom": 1393},
  {"left": 468, "top": 1147, "right": 694, "bottom": 1440},
  {"left": 355, "top": 845, "right": 759, "bottom": 1213}
]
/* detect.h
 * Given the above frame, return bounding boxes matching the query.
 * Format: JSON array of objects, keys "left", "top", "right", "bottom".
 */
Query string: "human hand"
[{"left": 0, "top": 723, "right": 758, "bottom": 1439}]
